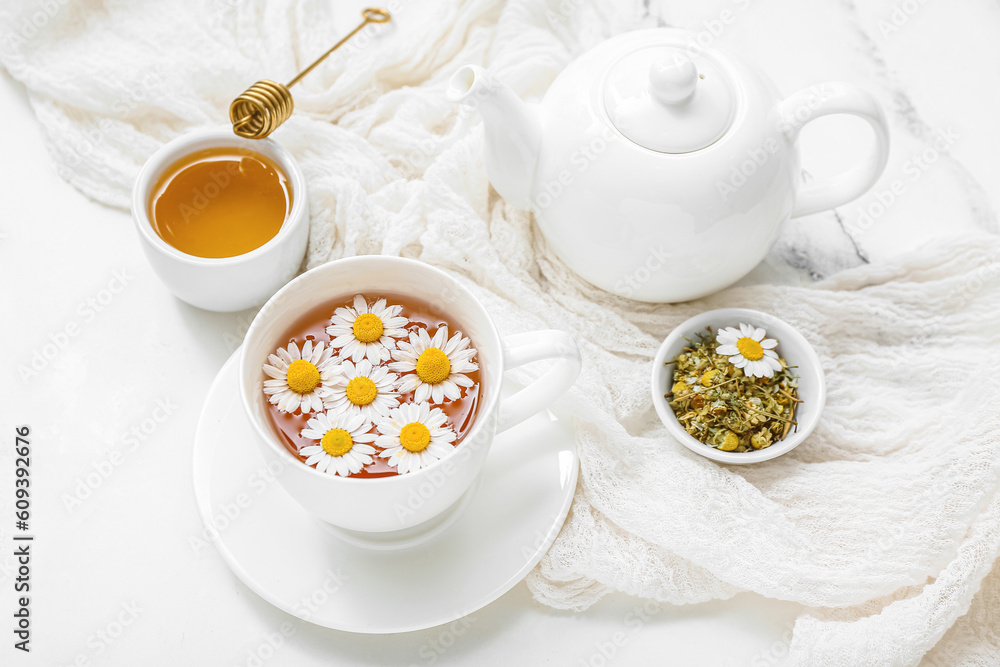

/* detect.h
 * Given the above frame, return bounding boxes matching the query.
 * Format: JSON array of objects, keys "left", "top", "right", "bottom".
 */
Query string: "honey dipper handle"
[{"left": 286, "top": 8, "right": 392, "bottom": 88}]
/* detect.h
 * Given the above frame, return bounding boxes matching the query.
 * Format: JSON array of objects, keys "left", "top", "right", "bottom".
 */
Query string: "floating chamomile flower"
[
  {"left": 389, "top": 326, "right": 478, "bottom": 404},
  {"left": 324, "top": 359, "right": 400, "bottom": 421},
  {"left": 299, "top": 411, "right": 376, "bottom": 477},
  {"left": 375, "top": 402, "right": 457, "bottom": 475},
  {"left": 715, "top": 323, "right": 782, "bottom": 379},
  {"left": 326, "top": 295, "right": 409, "bottom": 365},
  {"left": 262, "top": 340, "right": 341, "bottom": 414}
]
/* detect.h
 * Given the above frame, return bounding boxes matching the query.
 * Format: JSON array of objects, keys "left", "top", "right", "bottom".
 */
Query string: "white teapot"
[{"left": 448, "top": 29, "right": 889, "bottom": 302}]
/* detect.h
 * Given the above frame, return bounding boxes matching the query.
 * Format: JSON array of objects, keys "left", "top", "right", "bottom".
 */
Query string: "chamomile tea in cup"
[
  {"left": 239, "top": 256, "right": 581, "bottom": 534},
  {"left": 131, "top": 127, "right": 308, "bottom": 312}
]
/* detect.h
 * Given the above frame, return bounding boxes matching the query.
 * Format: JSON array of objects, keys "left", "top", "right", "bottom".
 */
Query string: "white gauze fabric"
[{"left": 3, "top": 1, "right": 999, "bottom": 665}]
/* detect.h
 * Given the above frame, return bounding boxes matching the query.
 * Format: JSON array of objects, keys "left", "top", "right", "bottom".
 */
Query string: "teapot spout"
[{"left": 448, "top": 65, "right": 540, "bottom": 209}]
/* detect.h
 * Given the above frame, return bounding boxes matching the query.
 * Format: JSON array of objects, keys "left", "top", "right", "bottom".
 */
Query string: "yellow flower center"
[
  {"left": 719, "top": 431, "right": 740, "bottom": 452},
  {"left": 736, "top": 337, "right": 764, "bottom": 362},
  {"left": 345, "top": 376, "right": 378, "bottom": 406},
  {"left": 701, "top": 369, "right": 720, "bottom": 387},
  {"left": 416, "top": 348, "right": 451, "bottom": 384},
  {"left": 285, "top": 359, "right": 320, "bottom": 394},
  {"left": 321, "top": 428, "right": 354, "bottom": 457},
  {"left": 399, "top": 422, "right": 431, "bottom": 453},
  {"left": 352, "top": 313, "right": 384, "bottom": 344}
]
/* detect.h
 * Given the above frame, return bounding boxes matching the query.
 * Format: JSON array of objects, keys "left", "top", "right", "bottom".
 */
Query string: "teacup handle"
[
  {"left": 497, "top": 330, "right": 581, "bottom": 433},
  {"left": 779, "top": 82, "right": 890, "bottom": 218}
]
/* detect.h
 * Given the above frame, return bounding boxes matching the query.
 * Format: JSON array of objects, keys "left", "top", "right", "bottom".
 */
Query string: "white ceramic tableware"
[
  {"left": 239, "top": 256, "right": 581, "bottom": 534},
  {"left": 651, "top": 308, "right": 826, "bottom": 464},
  {"left": 194, "top": 351, "right": 578, "bottom": 632},
  {"left": 131, "top": 127, "right": 309, "bottom": 312},
  {"left": 449, "top": 29, "right": 891, "bottom": 302}
]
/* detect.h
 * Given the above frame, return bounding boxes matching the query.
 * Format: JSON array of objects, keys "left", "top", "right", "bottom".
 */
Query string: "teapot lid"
[{"left": 604, "top": 47, "right": 736, "bottom": 154}]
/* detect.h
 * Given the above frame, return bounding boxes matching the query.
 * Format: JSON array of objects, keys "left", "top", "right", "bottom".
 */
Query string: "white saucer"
[{"left": 192, "top": 350, "right": 579, "bottom": 634}]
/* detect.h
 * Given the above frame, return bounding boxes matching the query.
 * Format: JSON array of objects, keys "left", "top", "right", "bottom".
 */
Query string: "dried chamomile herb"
[{"left": 665, "top": 324, "right": 800, "bottom": 453}]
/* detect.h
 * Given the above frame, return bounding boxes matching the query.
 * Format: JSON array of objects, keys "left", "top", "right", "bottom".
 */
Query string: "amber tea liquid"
[
  {"left": 149, "top": 146, "right": 292, "bottom": 258},
  {"left": 266, "top": 294, "right": 482, "bottom": 479}
]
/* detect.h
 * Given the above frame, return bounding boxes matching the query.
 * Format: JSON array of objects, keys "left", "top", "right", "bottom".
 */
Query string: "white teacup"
[
  {"left": 239, "top": 256, "right": 581, "bottom": 534},
  {"left": 131, "top": 127, "right": 309, "bottom": 312}
]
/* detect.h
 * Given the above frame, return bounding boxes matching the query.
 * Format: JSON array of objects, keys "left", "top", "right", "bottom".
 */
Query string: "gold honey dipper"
[{"left": 229, "top": 7, "right": 392, "bottom": 139}]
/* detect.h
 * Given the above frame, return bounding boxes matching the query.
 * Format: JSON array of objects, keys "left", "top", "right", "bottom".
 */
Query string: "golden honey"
[{"left": 149, "top": 147, "right": 292, "bottom": 258}]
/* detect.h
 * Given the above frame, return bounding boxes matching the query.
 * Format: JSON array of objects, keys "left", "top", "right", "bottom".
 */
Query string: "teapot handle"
[{"left": 779, "top": 82, "right": 890, "bottom": 218}]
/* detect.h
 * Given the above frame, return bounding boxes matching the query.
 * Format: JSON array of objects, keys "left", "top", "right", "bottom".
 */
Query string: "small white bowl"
[
  {"left": 131, "top": 127, "right": 309, "bottom": 312},
  {"left": 651, "top": 308, "right": 826, "bottom": 464}
]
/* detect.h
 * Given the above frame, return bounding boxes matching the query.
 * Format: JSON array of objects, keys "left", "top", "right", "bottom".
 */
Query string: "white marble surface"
[{"left": 2, "top": 0, "right": 998, "bottom": 665}]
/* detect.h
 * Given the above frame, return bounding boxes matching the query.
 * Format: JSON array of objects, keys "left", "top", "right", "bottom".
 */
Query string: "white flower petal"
[
  {"left": 333, "top": 307, "right": 356, "bottom": 323},
  {"left": 716, "top": 330, "right": 738, "bottom": 346},
  {"left": 452, "top": 374, "right": 474, "bottom": 388},
  {"left": 441, "top": 380, "right": 461, "bottom": 401},
  {"left": 334, "top": 457, "right": 351, "bottom": 477}
]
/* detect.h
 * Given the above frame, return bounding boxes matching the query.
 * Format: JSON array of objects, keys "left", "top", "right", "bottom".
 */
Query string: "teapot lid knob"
[
  {"left": 649, "top": 57, "right": 698, "bottom": 105},
  {"left": 603, "top": 46, "right": 736, "bottom": 154}
]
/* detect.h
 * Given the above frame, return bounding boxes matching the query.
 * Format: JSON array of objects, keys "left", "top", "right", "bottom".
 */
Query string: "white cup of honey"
[{"left": 131, "top": 127, "right": 309, "bottom": 312}]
